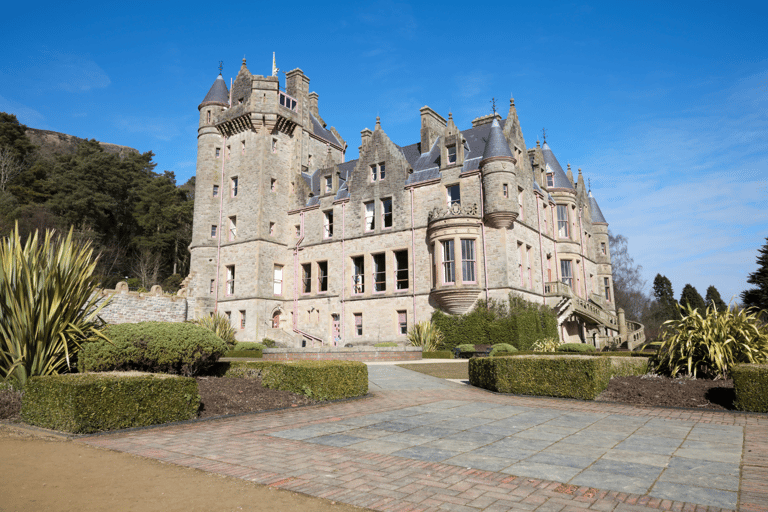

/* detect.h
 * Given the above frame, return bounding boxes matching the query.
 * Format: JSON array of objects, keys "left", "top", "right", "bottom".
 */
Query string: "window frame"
[
  {"left": 397, "top": 310, "right": 407, "bottom": 335},
  {"left": 210, "top": 225, "right": 217, "bottom": 238},
  {"left": 461, "top": 239, "right": 476, "bottom": 284},
  {"left": 373, "top": 253, "right": 386, "bottom": 293},
  {"left": 446, "top": 184, "right": 460, "bottom": 207},
  {"left": 447, "top": 144, "right": 457, "bottom": 165},
  {"left": 301, "top": 263, "right": 312, "bottom": 294},
  {"left": 560, "top": 260, "right": 573, "bottom": 288},
  {"left": 225, "top": 265, "right": 235, "bottom": 296},
  {"left": 354, "top": 313, "right": 363, "bottom": 336},
  {"left": 231, "top": 176, "right": 239, "bottom": 197},
  {"left": 239, "top": 310, "right": 246, "bottom": 329},
  {"left": 228, "top": 216, "right": 237, "bottom": 241},
  {"left": 364, "top": 201, "right": 375, "bottom": 232},
  {"left": 442, "top": 240, "right": 455, "bottom": 284},
  {"left": 352, "top": 256, "right": 365, "bottom": 294},
  {"left": 318, "top": 261, "right": 328, "bottom": 293},
  {"left": 382, "top": 198, "right": 393, "bottom": 229},
  {"left": 273, "top": 265, "right": 283, "bottom": 295},
  {"left": 394, "top": 249, "right": 409, "bottom": 290},
  {"left": 557, "top": 204, "right": 569, "bottom": 239},
  {"left": 323, "top": 210, "right": 333, "bottom": 238}
]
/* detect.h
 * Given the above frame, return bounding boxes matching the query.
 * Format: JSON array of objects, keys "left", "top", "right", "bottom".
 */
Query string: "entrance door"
[{"left": 331, "top": 314, "right": 340, "bottom": 346}]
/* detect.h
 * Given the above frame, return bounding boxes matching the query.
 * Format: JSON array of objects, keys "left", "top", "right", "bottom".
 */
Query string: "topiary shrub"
[
  {"left": 732, "top": 364, "right": 768, "bottom": 412},
  {"left": 79, "top": 322, "right": 226, "bottom": 377},
  {"left": 21, "top": 372, "right": 199, "bottom": 433},
  {"left": 469, "top": 355, "right": 611, "bottom": 399},
  {"left": 557, "top": 343, "right": 596, "bottom": 353},
  {"left": 455, "top": 344, "right": 477, "bottom": 353},
  {"left": 217, "top": 361, "right": 367, "bottom": 401},
  {"left": 490, "top": 343, "right": 518, "bottom": 356},
  {"left": 261, "top": 338, "right": 277, "bottom": 348}
]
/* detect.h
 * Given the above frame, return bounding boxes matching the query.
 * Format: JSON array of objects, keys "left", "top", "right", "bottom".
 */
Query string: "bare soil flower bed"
[
  {"left": 195, "top": 376, "right": 317, "bottom": 419},
  {"left": 596, "top": 375, "right": 734, "bottom": 410}
]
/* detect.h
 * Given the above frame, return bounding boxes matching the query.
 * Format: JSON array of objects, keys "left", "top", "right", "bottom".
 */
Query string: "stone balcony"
[{"left": 544, "top": 281, "right": 617, "bottom": 329}]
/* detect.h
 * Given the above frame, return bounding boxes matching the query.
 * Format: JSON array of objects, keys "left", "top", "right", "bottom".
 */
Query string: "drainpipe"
[
  {"left": 478, "top": 175, "right": 489, "bottom": 302},
  {"left": 578, "top": 207, "right": 588, "bottom": 299},
  {"left": 213, "top": 135, "right": 227, "bottom": 313},
  {"left": 292, "top": 211, "right": 322, "bottom": 347},
  {"left": 341, "top": 202, "right": 346, "bottom": 345},
  {"left": 410, "top": 187, "right": 417, "bottom": 324}
]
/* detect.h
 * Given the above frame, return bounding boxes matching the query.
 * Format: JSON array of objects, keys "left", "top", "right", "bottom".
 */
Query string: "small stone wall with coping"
[
  {"left": 263, "top": 346, "right": 422, "bottom": 362},
  {"left": 97, "top": 282, "right": 189, "bottom": 324}
]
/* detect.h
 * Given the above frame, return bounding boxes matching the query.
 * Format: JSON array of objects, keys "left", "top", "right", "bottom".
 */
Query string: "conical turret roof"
[
  {"left": 588, "top": 191, "right": 607, "bottom": 224},
  {"left": 482, "top": 118, "right": 514, "bottom": 161},
  {"left": 200, "top": 74, "right": 229, "bottom": 108},
  {"left": 541, "top": 141, "right": 573, "bottom": 189}
]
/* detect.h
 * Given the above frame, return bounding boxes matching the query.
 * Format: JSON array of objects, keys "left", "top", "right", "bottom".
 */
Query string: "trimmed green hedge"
[
  {"left": 216, "top": 361, "right": 367, "bottom": 401},
  {"left": 224, "top": 349, "right": 263, "bottom": 358},
  {"left": 21, "top": 373, "right": 199, "bottom": 433},
  {"left": 235, "top": 342, "right": 267, "bottom": 351},
  {"left": 557, "top": 343, "right": 596, "bottom": 353},
  {"left": 79, "top": 322, "right": 226, "bottom": 376},
  {"left": 732, "top": 364, "right": 768, "bottom": 413},
  {"left": 374, "top": 342, "right": 398, "bottom": 347},
  {"left": 469, "top": 355, "right": 612, "bottom": 400},
  {"left": 432, "top": 296, "right": 558, "bottom": 351},
  {"left": 609, "top": 357, "right": 649, "bottom": 377},
  {"left": 490, "top": 343, "right": 518, "bottom": 356},
  {"left": 423, "top": 351, "right": 453, "bottom": 359}
]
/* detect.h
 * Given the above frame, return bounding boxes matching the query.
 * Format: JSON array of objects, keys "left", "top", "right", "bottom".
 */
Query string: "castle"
[{"left": 186, "top": 58, "right": 643, "bottom": 348}]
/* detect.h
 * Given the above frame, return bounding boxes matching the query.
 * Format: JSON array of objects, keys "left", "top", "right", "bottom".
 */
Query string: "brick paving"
[{"left": 80, "top": 365, "right": 768, "bottom": 512}]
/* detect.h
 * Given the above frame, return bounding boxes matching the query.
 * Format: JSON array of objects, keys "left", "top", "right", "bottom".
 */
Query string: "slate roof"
[
  {"left": 589, "top": 192, "right": 608, "bottom": 224},
  {"left": 482, "top": 118, "right": 514, "bottom": 161},
  {"left": 310, "top": 113, "right": 342, "bottom": 147},
  {"left": 541, "top": 141, "right": 573, "bottom": 190},
  {"left": 200, "top": 75, "right": 229, "bottom": 107}
]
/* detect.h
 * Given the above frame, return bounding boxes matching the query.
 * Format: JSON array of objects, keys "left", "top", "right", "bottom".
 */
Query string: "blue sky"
[{"left": 2, "top": 0, "right": 766, "bottom": 304}]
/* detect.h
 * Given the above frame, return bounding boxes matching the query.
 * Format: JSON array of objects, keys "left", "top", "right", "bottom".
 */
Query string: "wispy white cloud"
[
  {"left": 41, "top": 50, "right": 111, "bottom": 92},
  {"left": 0, "top": 94, "right": 46, "bottom": 126}
]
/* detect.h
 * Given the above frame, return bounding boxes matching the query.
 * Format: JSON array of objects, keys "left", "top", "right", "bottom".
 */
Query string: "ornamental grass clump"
[
  {"left": 653, "top": 303, "right": 768, "bottom": 378},
  {"left": 0, "top": 224, "right": 110, "bottom": 388},
  {"left": 407, "top": 320, "right": 443, "bottom": 352},
  {"left": 194, "top": 312, "right": 237, "bottom": 349}
]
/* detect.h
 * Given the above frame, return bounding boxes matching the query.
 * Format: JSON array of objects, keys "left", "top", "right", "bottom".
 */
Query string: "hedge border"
[{"left": 732, "top": 363, "right": 768, "bottom": 413}]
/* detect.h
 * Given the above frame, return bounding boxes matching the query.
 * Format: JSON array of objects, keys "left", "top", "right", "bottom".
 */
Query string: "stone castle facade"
[{"left": 186, "top": 58, "right": 639, "bottom": 348}]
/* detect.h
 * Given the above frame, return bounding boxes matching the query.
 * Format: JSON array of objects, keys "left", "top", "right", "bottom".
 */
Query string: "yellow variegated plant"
[
  {"left": 194, "top": 312, "right": 237, "bottom": 350},
  {"left": 0, "top": 224, "right": 110, "bottom": 388},
  {"left": 531, "top": 337, "right": 562, "bottom": 352},
  {"left": 408, "top": 320, "right": 444, "bottom": 352},
  {"left": 654, "top": 303, "right": 768, "bottom": 378}
]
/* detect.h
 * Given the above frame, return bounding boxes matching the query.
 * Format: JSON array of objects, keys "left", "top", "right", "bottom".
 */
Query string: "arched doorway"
[{"left": 272, "top": 311, "right": 281, "bottom": 328}]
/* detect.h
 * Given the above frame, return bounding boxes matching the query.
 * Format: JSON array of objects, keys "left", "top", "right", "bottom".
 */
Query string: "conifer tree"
[
  {"left": 741, "top": 237, "right": 768, "bottom": 313},
  {"left": 652, "top": 274, "right": 677, "bottom": 321},
  {"left": 705, "top": 285, "right": 727, "bottom": 312},
  {"left": 680, "top": 284, "right": 706, "bottom": 313}
]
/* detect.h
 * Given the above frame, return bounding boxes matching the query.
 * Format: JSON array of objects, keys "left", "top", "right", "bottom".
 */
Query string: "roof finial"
[
  {"left": 510, "top": 94, "right": 515, "bottom": 107},
  {"left": 491, "top": 97, "right": 497, "bottom": 116},
  {"left": 567, "top": 163, "right": 571, "bottom": 171},
  {"left": 578, "top": 167, "right": 582, "bottom": 175},
  {"left": 272, "top": 52, "right": 279, "bottom": 77},
  {"left": 242, "top": 55, "right": 246, "bottom": 66},
  {"left": 536, "top": 139, "right": 540, "bottom": 148},
  {"left": 376, "top": 115, "right": 381, "bottom": 128},
  {"left": 218, "top": 61, "right": 223, "bottom": 75},
  {"left": 541, "top": 128, "right": 547, "bottom": 142},
  {"left": 588, "top": 177, "right": 592, "bottom": 192}
]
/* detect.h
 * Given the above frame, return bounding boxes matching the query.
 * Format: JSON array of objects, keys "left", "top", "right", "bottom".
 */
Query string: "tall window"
[
  {"left": 324, "top": 210, "right": 333, "bottom": 238},
  {"left": 447, "top": 184, "right": 460, "bottom": 207},
  {"left": 231, "top": 177, "right": 238, "bottom": 197},
  {"left": 382, "top": 198, "right": 393, "bottom": 228},
  {"left": 604, "top": 277, "right": 611, "bottom": 302},
  {"left": 547, "top": 256, "right": 552, "bottom": 282},
  {"left": 518, "top": 244, "right": 525, "bottom": 287},
  {"left": 518, "top": 188, "right": 525, "bottom": 221},
  {"left": 442, "top": 240, "right": 455, "bottom": 284},
  {"left": 560, "top": 260, "right": 573, "bottom": 288},
  {"left": 354, "top": 313, "right": 363, "bottom": 336},
  {"left": 373, "top": 253, "right": 386, "bottom": 292},
  {"left": 557, "top": 205, "right": 569, "bottom": 238},
  {"left": 546, "top": 173, "right": 554, "bottom": 187},
  {"left": 272, "top": 138, "right": 277, "bottom": 153},
  {"left": 503, "top": 183, "right": 508, "bottom": 198},
  {"left": 527, "top": 246, "right": 533, "bottom": 289},
  {"left": 600, "top": 242, "right": 606, "bottom": 255},
  {"left": 226, "top": 265, "right": 235, "bottom": 296},
  {"left": 213, "top": 184, "right": 219, "bottom": 197},
  {"left": 397, "top": 311, "right": 407, "bottom": 335},
  {"left": 240, "top": 310, "right": 246, "bottom": 329},
  {"left": 207, "top": 110, "right": 211, "bottom": 123},
  {"left": 302, "top": 263, "right": 312, "bottom": 294},
  {"left": 210, "top": 225, "right": 217, "bottom": 238},
  {"left": 352, "top": 256, "right": 364, "bottom": 294},
  {"left": 461, "top": 239, "right": 475, "bottom": 283},
  {"left": 228, "top": 216, "right": 237, "bottom": 241},
  {"left": 273, "top": 265, "right": 283, "bottom": 295},
  {"left": 318, "top": 261, "right": 328, "bottom": 292},
  {"left": 325, "top": 176, "right": 332, "bottom": 193},
  {"left": 395, "top": 250, "right": 409, "bottom": 290},
  {"left": 215, "top": 147, "right": 220, "bottom": 158},
  {"left": 447, "top": 145, "right": 457, "bottom": 164},
  {"left": 379, "top": 163, "right": 385, "bottom": 180},
  {"left": 364, "top": 201, "right": 375, "bottom": 231},
  {"left": 543, "top": 205, "right": 549, "bottom": 235},
  {"left": 210, "top": 279, "right": 215, "bottom": 294}
]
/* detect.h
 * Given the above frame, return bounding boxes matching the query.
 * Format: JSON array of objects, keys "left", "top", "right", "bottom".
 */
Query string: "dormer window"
[
  {"left": 370, "top": 162, "right": 385, "bottom": 181},
  {"left": 447, "top": 145, "right": 457, "bottom": 165},
  {"left": 447, "top": 184, "right": 460, "bottom": 207},
  {"left": 547, "top": 173, "right": 554, "bottom": 188},
  {"left": 325, "top": 176, "right": 332, "bottom": 193},
  {"left": 279, "top": 91, "right": 298, "bottom": 112}
]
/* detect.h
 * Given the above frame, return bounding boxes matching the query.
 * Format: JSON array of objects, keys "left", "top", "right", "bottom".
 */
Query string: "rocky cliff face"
[{"left": 25, "top": 128, "right": 139, "bottom": 158}]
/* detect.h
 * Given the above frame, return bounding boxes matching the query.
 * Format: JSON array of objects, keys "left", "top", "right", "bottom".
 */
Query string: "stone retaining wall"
[
  {"left": 263, "top": 346, "right": 422, "bottom": 362},
  {"left": 97, "top": 282, "right": 188, "bottom": 324}
]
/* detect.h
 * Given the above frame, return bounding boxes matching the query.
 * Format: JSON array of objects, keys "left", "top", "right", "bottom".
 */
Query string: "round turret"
[{"left": 480, "top": 118, "right": 518, "bottom": 228}]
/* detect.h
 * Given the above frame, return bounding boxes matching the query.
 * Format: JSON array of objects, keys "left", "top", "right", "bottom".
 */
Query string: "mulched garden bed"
[
  {"left": 596, "top": 375, "right": 734, "bottom": 410},
  {"left": 195, "top": 376, "right": 317, "bottom": 419}
]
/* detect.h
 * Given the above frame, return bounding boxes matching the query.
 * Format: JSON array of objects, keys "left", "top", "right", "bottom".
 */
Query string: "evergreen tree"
[
  {"left": 679, "top": 284, "right": 706, "bottom": 313},
  {"left": 741, "top": 237, "right": 768, "bottom": 313},
  {"left": 652, "top": 274, "right": 677, "bottom": 320},
  {"left": 705, "top": 285, "right": 727, "bottom": 312}
]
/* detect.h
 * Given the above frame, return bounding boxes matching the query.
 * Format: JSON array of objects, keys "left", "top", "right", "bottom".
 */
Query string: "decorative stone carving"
[{"left": 427, "top": 202, "right": 479, "bottom": 223}]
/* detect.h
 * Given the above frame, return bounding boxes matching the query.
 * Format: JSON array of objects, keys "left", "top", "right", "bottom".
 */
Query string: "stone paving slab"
[{"left": 78, "top": 364, "right": 768, "bottom": 512}]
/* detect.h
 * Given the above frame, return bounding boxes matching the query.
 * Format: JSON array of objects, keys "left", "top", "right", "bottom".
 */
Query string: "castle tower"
[
  {"left": 589, "top": 191, "right": 615, "bottom": 311},
  {"left": 480, "top": 117, "right": 518, "bottom": 228}
]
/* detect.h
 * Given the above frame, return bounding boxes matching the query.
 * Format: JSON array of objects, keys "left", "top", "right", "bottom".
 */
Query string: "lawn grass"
[{"left": 397, "top": 362, "right": 469, "bottom": 379}]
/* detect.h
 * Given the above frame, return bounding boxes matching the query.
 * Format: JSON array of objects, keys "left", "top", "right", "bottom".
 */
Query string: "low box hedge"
[
  {"left": 469, "top": 355, "right": 612, "bottom": 400},
  {"left": 732, "top": 364, "right": 768, "bottom": 413},
  {"left": 217, "top": 361, "right": 368, "bottom": 401},
  {"left": 21, "top": 372, "right": 200, "bottom": 434},
  {"left": 422, "top": 350, "right": 453, "bottom": 359},
  {"left": 609, "top": 357, "right": 649, "bottom": 377},
  {"left": 557, "top": 343, "right": 596, "bottom": 353},
  {"left": 223, "top": 349, "right": 263, "bottom": 358}
]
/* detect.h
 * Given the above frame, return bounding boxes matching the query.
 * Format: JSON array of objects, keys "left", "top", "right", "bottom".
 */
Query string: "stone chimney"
[
  {"left": 309, "top": 92, "right": 319, "bottom": 118},
  {"left": 420, "top": 106, "right": 446, "bottom": 154}
]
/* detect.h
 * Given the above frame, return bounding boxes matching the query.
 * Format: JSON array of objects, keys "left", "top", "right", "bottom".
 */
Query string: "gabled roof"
[
  {"left": 589, "top": 192, "right": 608, "bottom": 224},
  {"left": 541, "top": 141, "right": 573, "bottom": 190},
  {"left": 310, "top": 113, "right": 342, "bottom": 147},
  {"left": 200, "top": 75, "right": 229, "bottom": 107},
  {"left": 482, "top": 118, "right": 514, "bottom": 161}
]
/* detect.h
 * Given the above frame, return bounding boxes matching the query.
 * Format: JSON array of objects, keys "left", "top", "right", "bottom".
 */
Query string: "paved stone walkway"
[{"left": 82, "top": 364, "right": 768, "bottom": 512}]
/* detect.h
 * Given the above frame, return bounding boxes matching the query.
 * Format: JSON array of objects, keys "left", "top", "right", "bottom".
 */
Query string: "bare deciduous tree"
[
  {"left": 609, "top": 231, "right": 650, "bottom": 322},
  {"left": 131, "top": 249, "right": 163, "bottom": 289},
  {"left": 0, "top": 146, "right": 26, "bottom": 193}
]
